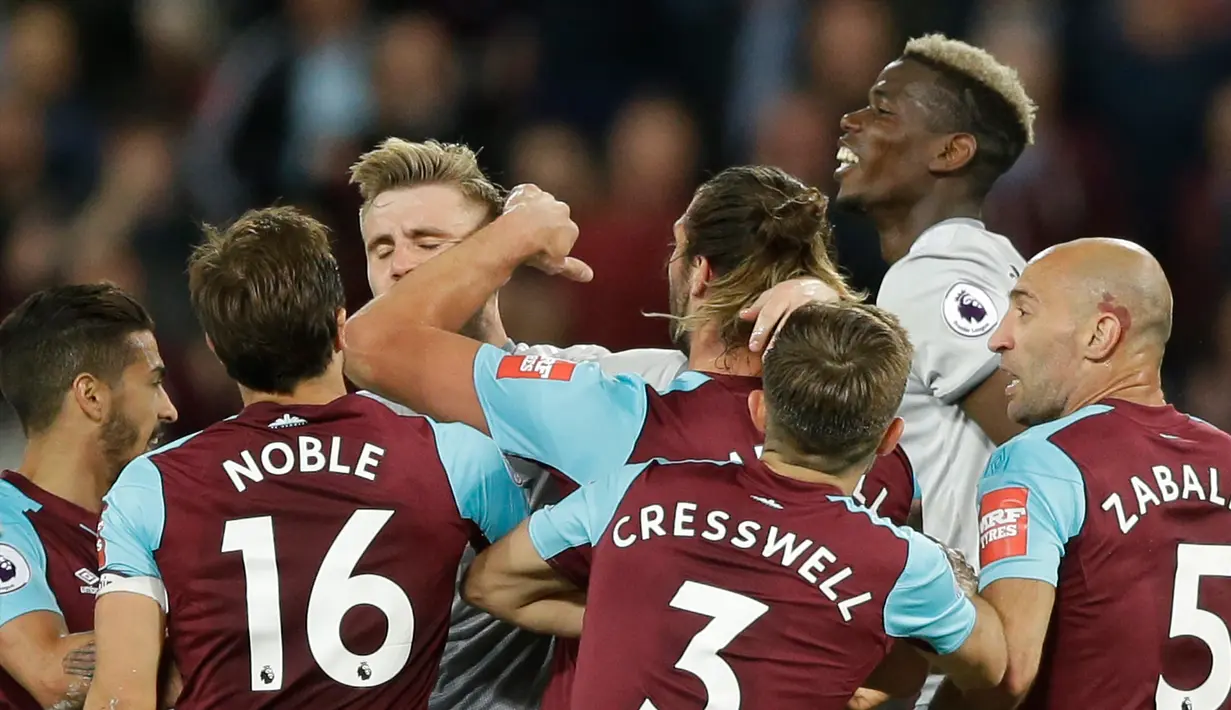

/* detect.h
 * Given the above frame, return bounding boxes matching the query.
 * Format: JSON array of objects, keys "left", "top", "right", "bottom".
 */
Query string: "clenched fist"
[{"left": 502, "top": 184, "right": 593, "bottom": 282}]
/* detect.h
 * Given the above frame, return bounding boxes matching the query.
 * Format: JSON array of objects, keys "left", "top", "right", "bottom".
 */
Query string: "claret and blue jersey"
[
  {"left": 95, "top": 394, "right": 529, "bottom": 710},
  {"left": 471, "top": 345, "right": 915, "bottom": 521},
  {"left": 524, "top": 455, "right": 974, "bottom": 709},
  {"left": 976, "top": 398, "right": 1231, "bottom": 709},
  {"left": 0, "top": 472, "right": 98, "bottom": 710}
]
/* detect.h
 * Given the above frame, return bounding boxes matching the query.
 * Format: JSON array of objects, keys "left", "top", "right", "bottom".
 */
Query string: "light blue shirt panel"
[
  {"left": 472, "top": 344, "right": 709, "bottom": 484},
  {"left": 976, "top": 406, "right": 1106, "bottom": 590},
  {"left": 0, "top": 485, "right": 59, "bottom": 625},
  {"left": 528, "top": 461, "right": 650, "bottom": 561},
  {"left": 99, "top": 456, "right": 167, "bottom": 580},
  {"left": 828, "top": 496, "right": 976, "bottom": 655},
  {"left": 432, "top": 419, "right": 530, "bottom": 543}
]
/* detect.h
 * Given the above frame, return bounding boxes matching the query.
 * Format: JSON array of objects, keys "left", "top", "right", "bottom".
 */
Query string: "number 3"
[
  {"left": 641, "top": 581, "right": 768, "bottom": 710},
  {"left": 1158, "top": 543, "right": 1231, "bottom": 708},
  {"left": 223, "top": 510, "right": 414, "bottom": 691}
]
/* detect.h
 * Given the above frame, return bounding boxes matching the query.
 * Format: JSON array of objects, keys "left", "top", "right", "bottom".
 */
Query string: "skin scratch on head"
[{"left": 1098, "top": 291, "right": 1132, "bottom": 332}]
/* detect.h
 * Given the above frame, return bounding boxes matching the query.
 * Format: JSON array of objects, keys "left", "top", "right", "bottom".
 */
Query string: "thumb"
[{"left": 557, "top": 257, "right": 594, "bottom": 283}]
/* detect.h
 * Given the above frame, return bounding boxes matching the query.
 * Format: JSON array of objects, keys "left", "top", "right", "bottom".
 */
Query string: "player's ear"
[
  {"left": 204, "top": 335, "right": 216, "bottom": 356},
  {"left": 929, "top": 133, "right": 977, "bottom": 175},
  {"left": 690, "top": 256, "right": 712, "bottom": 299},
  {"left": 874, "top": 417, "right": 904, "bottom": 457},
  {"left": 747, "top": 390, "right": 767, "bottom": 434},
  {"left": 1085, "top": 312, "right": 1122, "bottom": 361},
  {"left": 333, "top": 308, "right": 348, "bottom": 351},
  {"left": 70, "top": 372, "right": 108, "bottom": 424}
]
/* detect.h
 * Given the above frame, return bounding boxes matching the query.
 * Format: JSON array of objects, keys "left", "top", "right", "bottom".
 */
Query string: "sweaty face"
[
  {"left": 100, "top": 331, "right": 178, "bottom": 479},
  {"left": 989, "top": 268, "right": 1082, "bottom": 427},
  {"left": 361, "top": 185, "right": 489, "bottom": 298},
  {"left": 834, "top": 59, "right": 948, "bottom": 211}
]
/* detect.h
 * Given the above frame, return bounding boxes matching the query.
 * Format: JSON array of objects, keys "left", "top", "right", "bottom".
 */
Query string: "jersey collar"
[
  {"left": 910, "top": 217, "right": 987, "bottom": 255},
  {"left": 0, "top": 470, "right": 99, "bottom": 528}
]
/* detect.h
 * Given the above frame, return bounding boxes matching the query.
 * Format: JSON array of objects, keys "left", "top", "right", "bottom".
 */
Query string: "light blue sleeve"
[
  {"left": 528, "top": 462, "right": 649, "bottom": 561},
  {"left": 471, "top": 343, "right": 650, "bottom": 483},
  {"left": 976, "top": 436, "right": 1085, "bottom": 590},
  {"left": 0, "top": 514, "right": 60, "bottom": 626},
  {"left": 433, "top": 420, "right": 530, "bottom": 544},
  {"left": 98, "top": 456, "right": 167, "bottom": 580},
  {"left": 883, "top": 528, "right": 977, "bottom": 655}
]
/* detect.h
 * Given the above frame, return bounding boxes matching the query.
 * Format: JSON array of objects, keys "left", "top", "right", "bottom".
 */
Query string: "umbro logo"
[
  {"left": 269, "top": 414, "right": 308, "bottom": 429},
  {"left": 750, "top": 495, "right": 784, "bottom": 510},
  {"left": 75, "top": 568, "right": 99, "bottom": 595}
]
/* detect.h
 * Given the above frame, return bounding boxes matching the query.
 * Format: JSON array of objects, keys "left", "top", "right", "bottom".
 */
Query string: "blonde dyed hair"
[
  {"left": 348, "top": 138, "right": 504, "bottom": 222},
  {"left": 904, "top": 33, "right": 1037, "bottom": 145},
  {"left": 672, "top": 166, "right": 863, "bottom": 350}
]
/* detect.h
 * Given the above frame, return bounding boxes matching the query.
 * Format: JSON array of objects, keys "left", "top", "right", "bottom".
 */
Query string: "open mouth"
[
  {"left": 1001, "top": 368, "right": 1019, "bottom": 398},
  {"left": 835, "top": 145, "right": 860, "bottom": 178}
]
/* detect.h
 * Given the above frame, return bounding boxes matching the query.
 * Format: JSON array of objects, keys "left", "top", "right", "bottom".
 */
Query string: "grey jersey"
[
  {"left": 876, "top": 219, "right": 1025, "bottom": 710},
  {"left": 877, "top": 219, "right": 1026, "bottom": 564},
  {"left": 427, "top": 342, "right": 687, "bottom": 710}
]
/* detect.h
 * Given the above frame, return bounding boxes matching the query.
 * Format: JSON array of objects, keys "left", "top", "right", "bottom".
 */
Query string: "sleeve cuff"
[
  {"left": 977, "top": 558, "right": 1059, "bottom": 592},
  {"left": 98, "top": 573, "right": 168, "bottom": 613}
]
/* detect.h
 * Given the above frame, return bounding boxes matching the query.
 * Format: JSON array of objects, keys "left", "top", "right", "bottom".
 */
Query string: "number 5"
[
  {"left": 641, "top": 581, "right": 768, "bottom": 710},
  {"left": 1158, "top": 543, "right": 1231, "bottom": 708}
]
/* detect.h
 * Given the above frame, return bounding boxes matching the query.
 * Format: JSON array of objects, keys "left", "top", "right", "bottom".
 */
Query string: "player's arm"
[
  {"left": 85, "top": 593, "right": 164, "bottom": 710},
  {"left": 878, "top": 257, "right": 1023, "bottom": 446},
  {"left": 84, "top": 457, "right": 170, "bottom": 710},
  {"left": 958, "top": 369, "right": 1021, "bottom": 445},
  {"left": 0, "top": 516, "right": 96, "bottom": 708},
  {"left": 929, "top": 439, "right": 1084, "bottom": 709},
  {"left": 465, "top": 460, "right": 642, "bottom": 636},
  {"left": 883, "top": 528, "right": 1006, "bottom": 690},
  {"left": 343, "top": 185, "right": 587, "bottom": 432},
  {"left": 463, "top": 519, "right": 585, "bottom": 639}
]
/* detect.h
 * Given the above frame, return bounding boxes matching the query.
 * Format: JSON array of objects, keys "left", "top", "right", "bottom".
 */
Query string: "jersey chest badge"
[
  {"left": 497, "top": 355, "right": 577, "bottom": 381},
  {"left": 942, "top": 282, "right": 998, "bottom": 337},
  {"left": 979, "top": 487, "right": 1029, "bottom": 567}
]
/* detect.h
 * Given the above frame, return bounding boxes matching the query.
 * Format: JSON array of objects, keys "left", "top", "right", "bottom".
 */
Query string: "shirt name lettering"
[
  {"left": 1101, "top": 464, "right": 1227, "bottom": 534},
  {"left": 223, "top": 436, "right": 386, "bottom": 492},
  {"left": 610, "top": 500, "right": 872, "bottom": 621}
]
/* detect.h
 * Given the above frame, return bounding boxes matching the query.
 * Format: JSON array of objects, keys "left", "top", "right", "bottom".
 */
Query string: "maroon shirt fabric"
[
  {"left": 550, "top": 459, "right": 912, "bottom": 709},
  {"left": 540, "top": 374, "right": 915, "bottom": 710},
  {"left": 1024, "top": 402, "right": 1231, "bottom": 709},
  {"left": 0, "top": 472, "right": 98, "bottom": 710},
  {"left": 139, "top": 396, "right": 501, "bottom": 710}
]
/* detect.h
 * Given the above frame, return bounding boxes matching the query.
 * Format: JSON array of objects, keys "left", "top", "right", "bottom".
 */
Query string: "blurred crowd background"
[{"left": 0, "top": 0, "right": 1230, "bottom": 463}]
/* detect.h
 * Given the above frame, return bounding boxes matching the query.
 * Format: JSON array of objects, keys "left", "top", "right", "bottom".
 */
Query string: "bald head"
[{"left": 1027, "top": 238, "right": 1172, "bottom": 354}]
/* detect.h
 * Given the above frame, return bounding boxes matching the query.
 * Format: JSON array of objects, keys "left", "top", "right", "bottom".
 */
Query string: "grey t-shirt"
[
  {"left": 422, "top": 342, "right": 688, "bottom": 710},
  {"left": 875, "top": 219, "right": 1026, "bottom": 710}
]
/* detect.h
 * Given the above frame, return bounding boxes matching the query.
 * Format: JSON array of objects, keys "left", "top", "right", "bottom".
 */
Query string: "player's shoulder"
[
  {"left": 511, "top": 341, "right": 612, "bottom": 362},
  {"left": 989, "top": 404, "right": 1115, "bottom": 480},
  {"left": 507, "top": 342, "right": 689, "bottom": 393},
  {"left": 907, "top": 219, "right": 1021, "bottom": 263},
  {"left": 881, "top": 221, "right": 1023, "bottom": 297},
  {"left": 596, "top": 348, "right": 689, "bottom": 391},
  {"left": 0, "top": 478, "right": 40, "bottom": 529}
]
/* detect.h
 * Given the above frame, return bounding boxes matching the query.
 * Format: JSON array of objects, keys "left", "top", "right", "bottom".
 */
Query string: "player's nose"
[
  {"left": 988, "top": 319, "right": 1012, "bottom": 353},
  {"left": 161, "top": 392, "right": 179, "bottom": 423},
  {"left": 839, "top": 108, "right": 866, "bottom": 134}
]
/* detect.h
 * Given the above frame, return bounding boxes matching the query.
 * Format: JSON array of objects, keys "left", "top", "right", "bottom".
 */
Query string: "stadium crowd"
[
  {"left": 0, "top": 1, "right": 1228, "bottom": 709},
  {"left": 0, "top": 0, "right": 1229, "bottom": 457}
]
